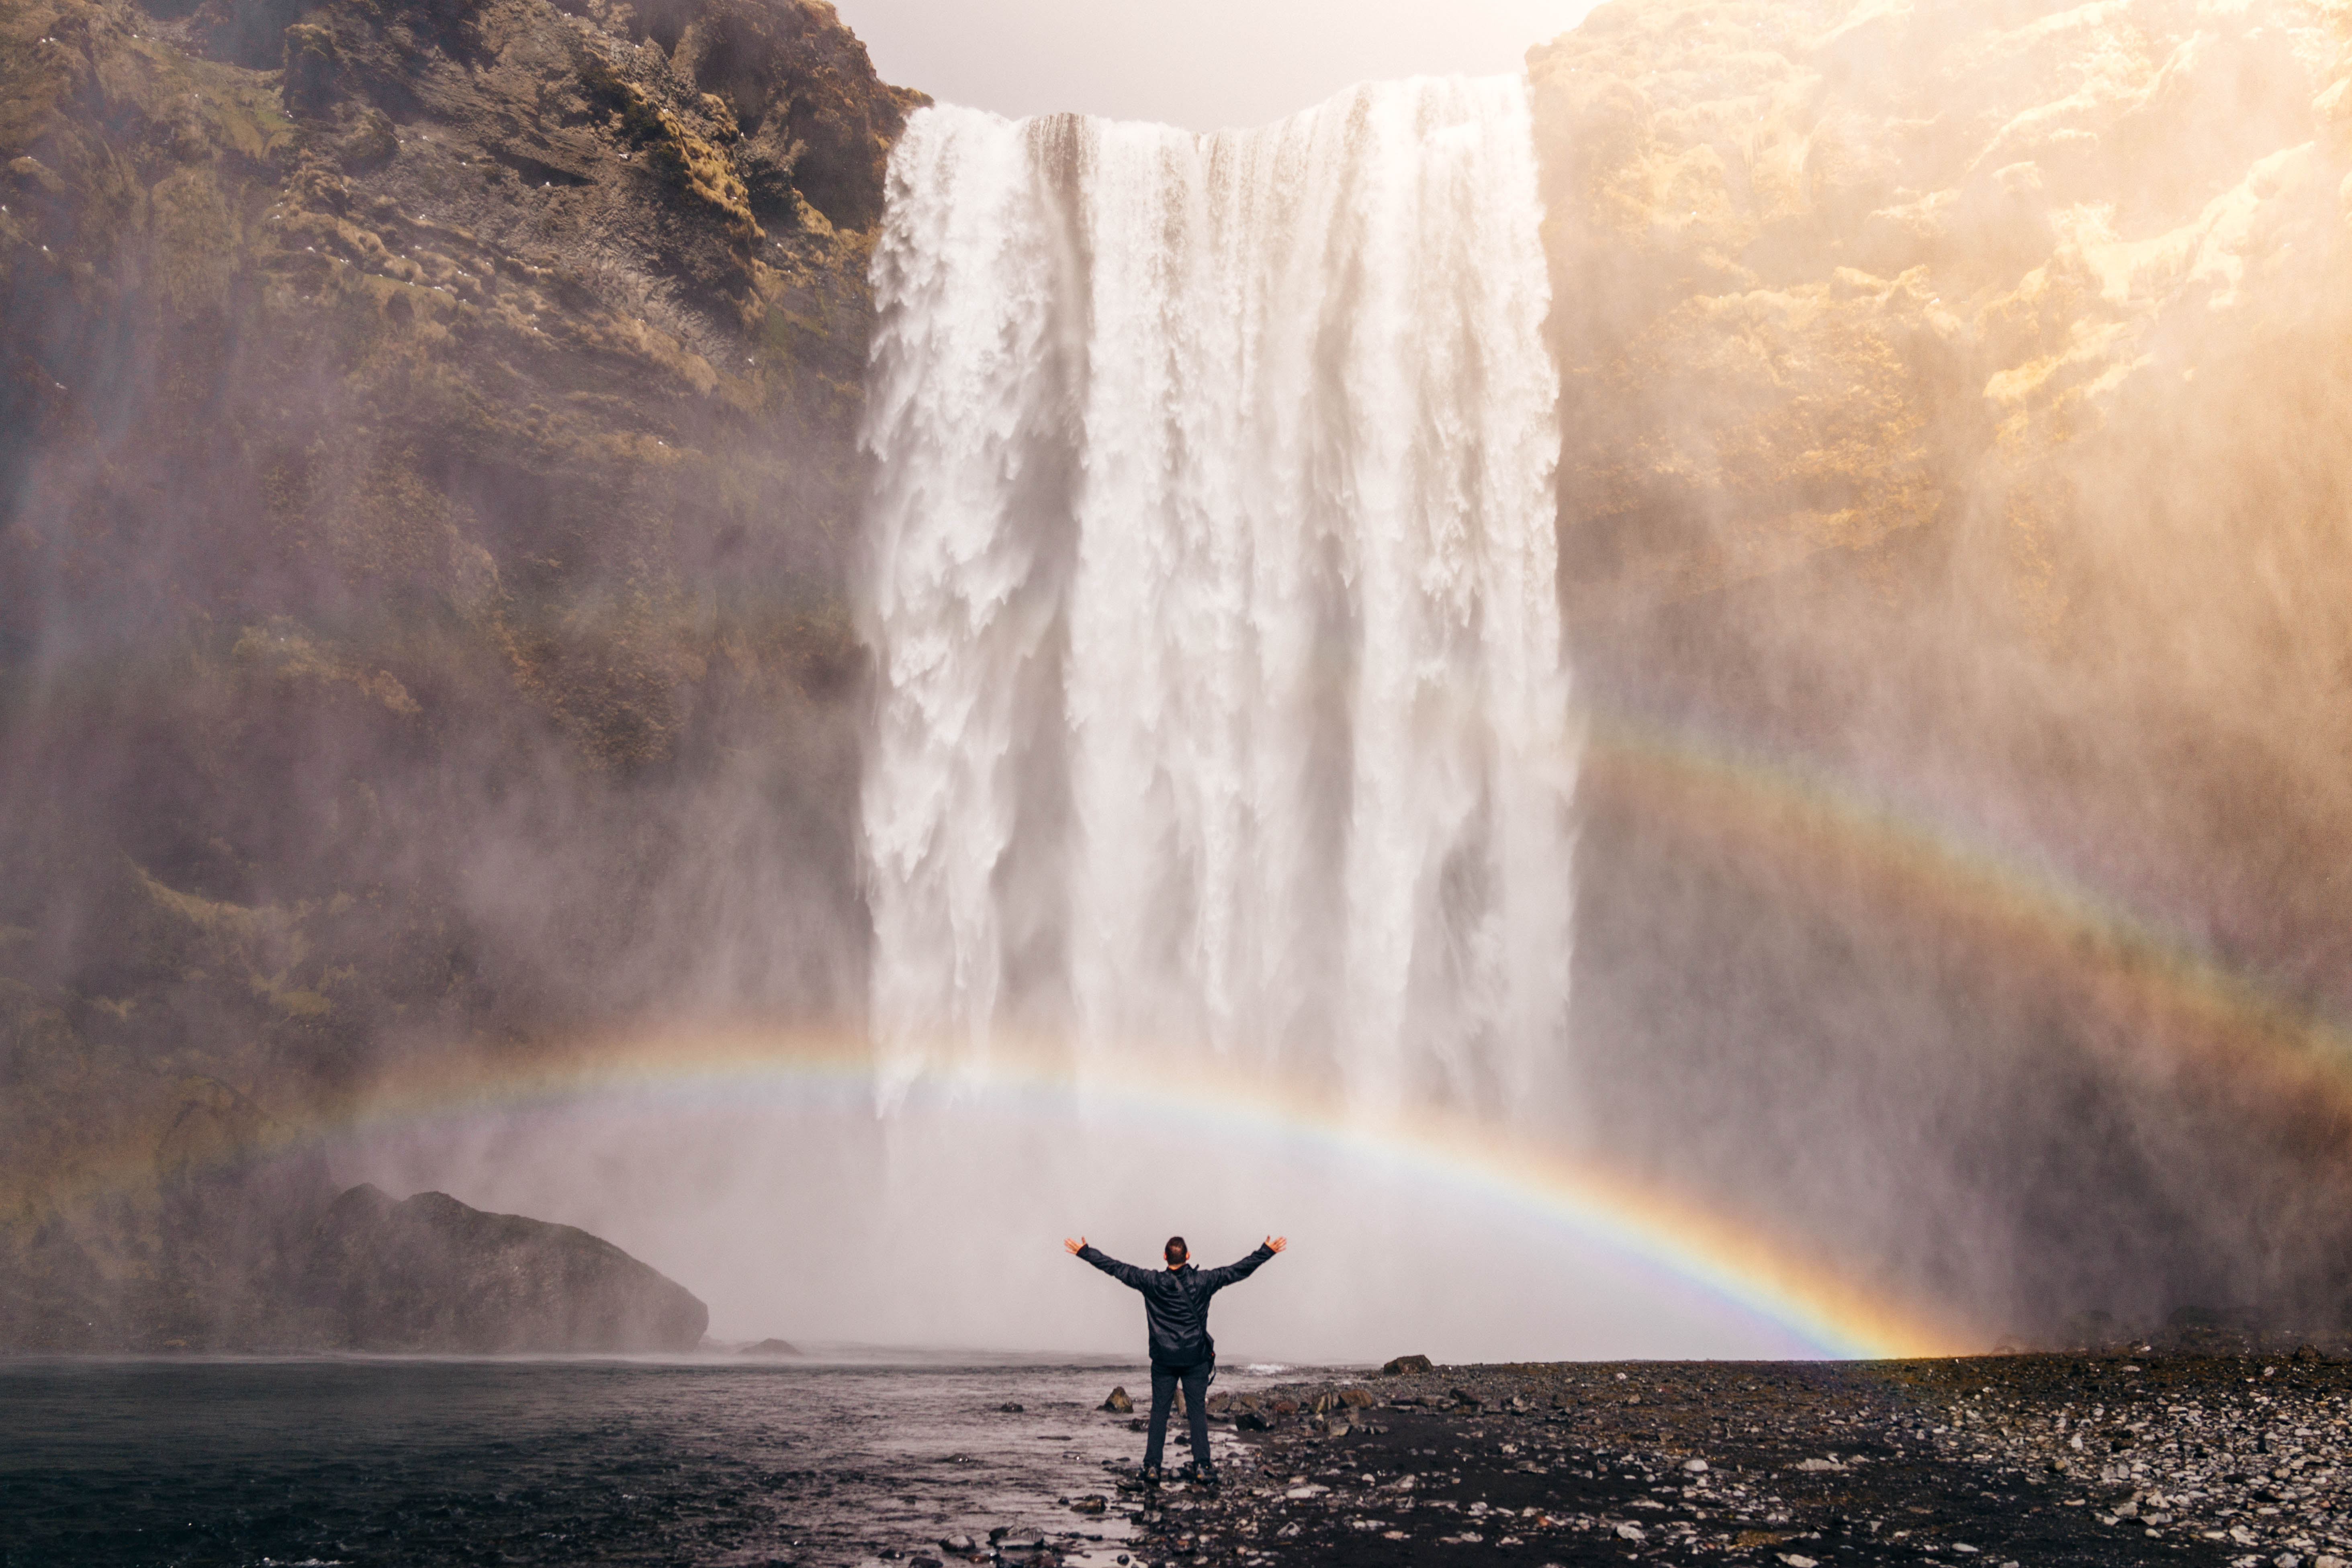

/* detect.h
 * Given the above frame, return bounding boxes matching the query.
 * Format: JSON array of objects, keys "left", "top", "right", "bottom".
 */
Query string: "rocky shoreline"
[{"left": 918, "top": 1353, "right": 2352, "bottom": 1568}]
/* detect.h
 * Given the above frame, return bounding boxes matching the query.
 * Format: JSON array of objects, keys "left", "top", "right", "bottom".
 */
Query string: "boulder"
[
  {"left": 738, "top": 1337, "right": 802, "bottom": 1357},
  {"left": 1101, "top": 1386, "right": 1135, "bottom": 1413},
  {"left": 1381, "top": 1354, "right": 1434, "bottom": 1376},
  {"left": 305, "top": 1185, "right": 708, "bottom": 1353}
]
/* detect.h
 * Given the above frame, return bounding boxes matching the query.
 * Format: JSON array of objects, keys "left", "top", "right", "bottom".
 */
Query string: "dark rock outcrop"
[
  {"left": 0, "top": 1075, "right": 702, "bottom": 1350},
  {"left": 306, "top": 1183, "right": 708, "bottom": 1351}
]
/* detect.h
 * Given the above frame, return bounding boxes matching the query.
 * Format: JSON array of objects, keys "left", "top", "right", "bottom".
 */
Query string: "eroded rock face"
[
  {"left": 1532, "top": 2, "right": 2352, "bottom": 1334},
  {"left": 308, "top": 1183, "right": 708, "bottom": 1351},
  {"left": 0, "top": 0, "right": 912, "bottom": 1324}
]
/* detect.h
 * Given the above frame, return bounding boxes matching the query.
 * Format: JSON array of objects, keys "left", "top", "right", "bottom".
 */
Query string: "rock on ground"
[{"left": 1138, "top": 1353, "right": 2352, "bottom": 1566}]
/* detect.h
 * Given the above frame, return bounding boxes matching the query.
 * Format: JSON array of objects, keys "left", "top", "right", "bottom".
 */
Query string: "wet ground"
[
  {"left": 0, "top": 1355, "right": 1278, "bottom": 1568},
  {"left": 1142, "top": 1353, "right": 2352, "bottom": 1568},
  {"left": 6, "top": 1353, "right": 2350, "bottom": 1566}
]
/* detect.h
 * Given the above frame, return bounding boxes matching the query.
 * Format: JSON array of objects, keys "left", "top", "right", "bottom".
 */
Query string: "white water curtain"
[{"left": 860, "top": 78, "right": 1573, "bottom": 1119}]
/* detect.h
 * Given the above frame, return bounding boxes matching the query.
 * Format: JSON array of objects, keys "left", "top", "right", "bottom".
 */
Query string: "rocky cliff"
[
  {"left": 0, "top": 0, "right": 907, "bottom": 1344},
  {"left": 1532, "top": 0, "right": 2352, "bottom": 1330}
]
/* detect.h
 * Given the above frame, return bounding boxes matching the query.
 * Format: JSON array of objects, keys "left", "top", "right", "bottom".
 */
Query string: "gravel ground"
[{"left": 999, "top": 1352, "right": 2352, "bottom": 1568}]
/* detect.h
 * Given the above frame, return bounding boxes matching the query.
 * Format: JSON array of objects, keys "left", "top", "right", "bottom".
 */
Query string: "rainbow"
[
  {"left": 21, "top": 716, "right": 2351, "bottom": 1363},
  {"left": 288, "top": 1025, "right": 1980, "bottom": 1362},
  {"left": 1581, "top": 716, "right": 2352, "bottom": 1119},
  {"left": 4, "top": 1021, "right": 1978, "bottom": 1359}
]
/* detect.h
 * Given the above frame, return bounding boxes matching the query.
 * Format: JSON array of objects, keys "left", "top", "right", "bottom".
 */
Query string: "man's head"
[{"left": 1164, "top": 1236, "right": 1188, "bottom": 1269}]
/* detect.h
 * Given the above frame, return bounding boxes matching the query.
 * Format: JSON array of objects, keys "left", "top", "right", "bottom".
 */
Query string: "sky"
[{"left": 828, "top": 0, "right": 1608, "bottom": 131}]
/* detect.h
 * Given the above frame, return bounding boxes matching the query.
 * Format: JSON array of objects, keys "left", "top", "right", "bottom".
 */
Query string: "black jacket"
[{"left": 1079, "top": 1243, "right": 1275, "bottom": 1367}]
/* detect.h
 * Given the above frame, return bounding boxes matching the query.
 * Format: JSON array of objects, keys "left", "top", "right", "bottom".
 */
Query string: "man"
[{"left": 1064, "top": 1231, "right": 1286, "bottom": 1487}]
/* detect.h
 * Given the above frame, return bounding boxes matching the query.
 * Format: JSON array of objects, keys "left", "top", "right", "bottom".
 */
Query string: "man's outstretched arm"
[
  {"left": 1066, "top": 1236, "right": 1154, "bottom": 1290},
  {"left": 1198, "top": 1235, "right": 1285, "bottom": 1291}
]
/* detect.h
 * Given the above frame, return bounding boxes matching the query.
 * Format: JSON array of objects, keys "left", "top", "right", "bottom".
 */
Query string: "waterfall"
[{"left": 859, "top": 77, "right": 1572, "bottom": 1118}]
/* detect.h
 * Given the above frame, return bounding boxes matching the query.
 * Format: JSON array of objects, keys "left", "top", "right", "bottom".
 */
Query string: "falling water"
[{"left": 859, "top": 78, "right": 1572, "bottom": 1118}]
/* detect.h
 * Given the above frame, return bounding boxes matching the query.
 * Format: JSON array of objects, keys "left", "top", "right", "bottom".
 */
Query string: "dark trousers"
[{"left": 1145, "top": 1359, "right": 1213, "bottom": 1476}]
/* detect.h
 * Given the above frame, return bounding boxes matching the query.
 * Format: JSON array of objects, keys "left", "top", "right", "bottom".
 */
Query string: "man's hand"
[
  {"left": 1265, "top": 1235, "right": 1287, "bottom": 1253},
  {"left": 1065, "top": 1236, "right": 1087, "bottom": 1255}
]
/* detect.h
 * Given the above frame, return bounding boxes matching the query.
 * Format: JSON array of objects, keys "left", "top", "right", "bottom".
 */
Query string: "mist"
[
  {"left": 6, "top": 0, "right": 2352, "bottom": 1363},
  {"left": 328, "top": 1092, "right": 1816, "bottom": 1362}
]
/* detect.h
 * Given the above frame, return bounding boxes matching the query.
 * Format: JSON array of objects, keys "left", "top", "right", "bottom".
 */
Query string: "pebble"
[
  {"left": 1920, "top": 1355, "right": 2352, "bottom": 1560},
  {"left": 1156, "top": 1351, "right": 2352, "bottom": 1565},
  {"left": 888, "top": 1351, "right": 2352, "bottom": 1566}
]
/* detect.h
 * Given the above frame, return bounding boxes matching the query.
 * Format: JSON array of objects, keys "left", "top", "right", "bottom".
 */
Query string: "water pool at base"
[{"left": 0, "top": 1357, "right": 1309, "bottom": 1567}]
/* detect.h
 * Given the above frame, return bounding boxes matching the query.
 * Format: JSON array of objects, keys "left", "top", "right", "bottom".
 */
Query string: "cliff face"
[
  {"left": 1536, "top": 0, "right": 2352, "bottom": 973},
  {"left": 1532, "top": 1, "right": 2352, "bottom": 1331},
  {"left": 0, "top": 0, "right": 908, "bottom": 1342}
]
